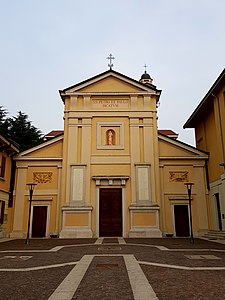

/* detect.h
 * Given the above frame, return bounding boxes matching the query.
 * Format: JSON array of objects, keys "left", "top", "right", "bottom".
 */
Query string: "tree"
[
  {"left": 0, "top": 107, "right": 44, "bottom": 151},
  {"left": 0, "top": 106, "right": 10, "bottom": 138}
]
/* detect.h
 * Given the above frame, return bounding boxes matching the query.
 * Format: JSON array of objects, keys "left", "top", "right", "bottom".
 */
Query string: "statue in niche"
[{"left": 107, "top": 129, "right": 115, "bottom": 145}]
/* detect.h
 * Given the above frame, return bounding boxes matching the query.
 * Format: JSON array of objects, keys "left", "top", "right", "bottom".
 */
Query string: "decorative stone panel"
[
  {"left": 169, "top": 171, "right": 188, "bottom": 182},
  {"left": 33, "top": 172, "right": 53, "bottom": 183}
]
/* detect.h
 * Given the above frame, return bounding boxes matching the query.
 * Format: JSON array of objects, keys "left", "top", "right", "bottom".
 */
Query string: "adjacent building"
[
  {"left": 184, "top": 69, "right": 225, "bottom": 231},
  {"left": 0, "top": 135, "right": 19, "bottom": 237},
  {"left": 10, "top": 69, "right": 209, "bottom": 238}
]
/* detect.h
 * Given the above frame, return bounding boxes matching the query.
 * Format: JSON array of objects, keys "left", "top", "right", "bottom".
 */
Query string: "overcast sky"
[{"left": 1, "top": 0, "right": 224, "bottom": 145}]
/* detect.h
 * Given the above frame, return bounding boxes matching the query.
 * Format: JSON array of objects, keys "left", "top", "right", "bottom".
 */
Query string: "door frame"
[
  {"left": 95, "top": 187, "right": 126, "bottom": 237},
  {"left": 30, "top": 204, "right": 50, "bottom": 238},
  {"left": 172, "top": 203, "right": 190, "bottom": 237}
]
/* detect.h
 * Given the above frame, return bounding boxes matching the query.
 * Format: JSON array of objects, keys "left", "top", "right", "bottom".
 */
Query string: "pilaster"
[
  {"left": 81, "top": 118, "right": 92, "bottom": 204},
  {"left": 129, "top": 118, "right": 140, "bottom": 204},
  {"left": 194, "top": 164, "right": 209, "bottom": 233},
  {"left": 10, "top": 166, "right": 27, "bottom": 238}
]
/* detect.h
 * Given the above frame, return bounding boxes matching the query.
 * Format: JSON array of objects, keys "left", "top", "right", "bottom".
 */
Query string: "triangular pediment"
[
  {"left": 158, "top": 134, "right": 208, "bottom": 159},
  {"left": 14, "top": 136, "right": 63, "bottom": 159},
  {"left": 75, "top": 76, "right": 146, "bottom": 93},
  {"left": 60, "top": 70, "right": 160, "bottom": 96}
]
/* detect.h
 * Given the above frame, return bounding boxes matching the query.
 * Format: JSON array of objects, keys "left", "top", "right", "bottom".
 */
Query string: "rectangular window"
[
  {"left": 0, "top": 201, "right": 5, "bottom": 224},
  {"left": 0, "top": 155, "right": 6, "bottom": 178}
]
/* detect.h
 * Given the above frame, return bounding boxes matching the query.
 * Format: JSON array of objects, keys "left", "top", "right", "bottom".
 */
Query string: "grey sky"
[{"left": 0, "top": 0, "right": 224, "bottom": 145}]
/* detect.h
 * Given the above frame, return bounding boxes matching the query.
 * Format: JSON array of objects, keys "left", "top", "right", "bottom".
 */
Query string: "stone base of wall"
[
  {"left": 129, "top": 228, "right": 162, "bottom": 238},
  {"left": 59, "top": 204, "right": 93, "bottom": 238},
  {"left": 10, "top": 231, "right": 25, "bottom": 238},
  {"left": 59, "top": 228, "right": 93, "bottom": 238},
  {"left": 128, "top": 204, "right": 162, "bottom": 238}
]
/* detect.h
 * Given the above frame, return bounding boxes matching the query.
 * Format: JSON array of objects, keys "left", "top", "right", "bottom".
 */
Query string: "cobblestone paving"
[
  {"left": 0, "top": 266, "right": 74, "bottom": 300},
  {"left": 141, "top": 266, "right": 225, "bottom": 300},
  {"left": 0, "top": 238, "right": 225, "bottom": 299}
]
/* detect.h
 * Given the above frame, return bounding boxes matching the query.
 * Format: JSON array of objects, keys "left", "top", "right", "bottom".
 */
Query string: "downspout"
[
  {"left": 8, "top": 159, "right": 16, "bottom": 207},
  {"left": 212, "top": 93, "right": 225, "bottom": 172}
]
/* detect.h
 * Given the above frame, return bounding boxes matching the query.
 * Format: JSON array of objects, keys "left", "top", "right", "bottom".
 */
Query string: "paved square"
[{"left": 0, "top": 238, "right": 225, "bottom": 299}]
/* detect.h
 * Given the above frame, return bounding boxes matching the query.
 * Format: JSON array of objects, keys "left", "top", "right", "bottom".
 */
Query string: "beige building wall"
[
  {"left": 10, "top": 137, "right": 62, "bottom": 238},
  {"left": 184, "top": 69, "right": 225, "bottom": 231},
  {"left": 159, "top": 135, "right": 209, "bottom": 236},
  {"left": 0, "top": 136, "right": 19, "bottom": 238}
]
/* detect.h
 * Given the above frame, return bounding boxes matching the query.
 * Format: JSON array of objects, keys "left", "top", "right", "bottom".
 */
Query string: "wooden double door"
[{"left": 99, "top": 188, "right": 122, "bottom": 237}]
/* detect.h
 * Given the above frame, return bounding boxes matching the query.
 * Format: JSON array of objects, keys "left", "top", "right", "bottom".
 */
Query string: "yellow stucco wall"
[
  {"left": 133, "top": 212, "right": 156, "bottom": 226},
  {"left": 26, "top": 140, "right": 63, "bottom": 157},
  {"left": 196, "top": 107, "right": 221, "bottom": 182},
  {"left": 0, "top": 152, "right": 13, "bottom": 237},
  {"left": 64, "top": 213, "right": 88, "bottom": 227},
  {"left": 158, "top": 133, "right": 208, "bottom": 235},
  {"left": 159, "top": 139, "right": 197, "bottom": 157},
  {"left": 0, "top": 155, "right": 11, "bottom": 192},
  {"left": 77, "top": 76, "right": 144, "bottom": 93},
  {"left": 195, "top": 88, "right": 225, "bottom": 183}
]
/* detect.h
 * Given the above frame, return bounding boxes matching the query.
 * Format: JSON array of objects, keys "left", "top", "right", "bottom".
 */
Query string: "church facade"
[{"left": 10, "top": 69, "right": 209, "bottom": 238}]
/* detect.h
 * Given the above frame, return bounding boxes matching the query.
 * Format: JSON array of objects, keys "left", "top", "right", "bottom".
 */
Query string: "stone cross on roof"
[{"left": 107, "top": 54, "right": 115, "bottom": 69}]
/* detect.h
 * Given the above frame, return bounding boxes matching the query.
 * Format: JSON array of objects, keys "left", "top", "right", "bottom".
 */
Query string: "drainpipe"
[{"left": 212, "top": 93, "right": 225, "bottom": 173}]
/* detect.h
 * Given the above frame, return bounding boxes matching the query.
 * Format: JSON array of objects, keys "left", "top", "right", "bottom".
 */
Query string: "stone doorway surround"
[{"left": 92, "top": 176, "right": 129, "bottom": 237}]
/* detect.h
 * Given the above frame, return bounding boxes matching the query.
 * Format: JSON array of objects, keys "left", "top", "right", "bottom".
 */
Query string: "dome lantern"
[{"left": 139, "top": 64, "right": 153, "bottom": 84}]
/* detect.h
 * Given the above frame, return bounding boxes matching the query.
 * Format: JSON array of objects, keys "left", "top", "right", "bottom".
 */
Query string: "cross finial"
[
  {"left": 107, "top": 54, "right": 115, "bottom": 69},
  {"left": 144, "top": 64, "right": 148, "bottom": 73}
]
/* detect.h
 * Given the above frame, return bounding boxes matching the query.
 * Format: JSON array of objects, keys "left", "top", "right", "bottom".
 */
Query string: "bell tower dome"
[
  {"left": 140, "top": 70, "right": 153, "bottom": 84},
  {"left": 140, "top": 64, "right": 153, "bottom": 84}
]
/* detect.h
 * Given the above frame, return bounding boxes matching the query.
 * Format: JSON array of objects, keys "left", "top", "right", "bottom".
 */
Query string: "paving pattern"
[{"left": 0, "top": 237, "right": 225, "bottom": 299}]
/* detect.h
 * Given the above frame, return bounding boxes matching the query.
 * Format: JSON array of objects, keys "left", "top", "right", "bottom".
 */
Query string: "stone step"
[
  {"left": 209, "top": 230, "right": 225, "bottom": 233},
  {"left": 203, "top": 231, "right": 225, "bottom": 240}
]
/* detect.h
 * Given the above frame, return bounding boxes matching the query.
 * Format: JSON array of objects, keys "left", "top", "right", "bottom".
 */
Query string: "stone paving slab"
[{"left": 102, "top": 238, "right": 119, "bottom": 244}]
